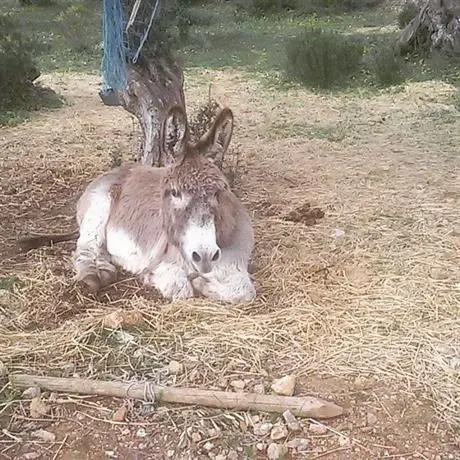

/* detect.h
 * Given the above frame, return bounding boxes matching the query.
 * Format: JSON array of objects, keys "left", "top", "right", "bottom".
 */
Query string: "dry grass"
[{"left": 0, "top": 69, "right": 459, "bottom": 445}]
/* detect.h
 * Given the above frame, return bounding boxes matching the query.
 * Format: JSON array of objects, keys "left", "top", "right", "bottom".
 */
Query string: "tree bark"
[
  {"left": 118, "top": 56, "right": 186, "bottom": 166},
  {"left": 395, "top": 0, "right": 460, "bottom": 56}
]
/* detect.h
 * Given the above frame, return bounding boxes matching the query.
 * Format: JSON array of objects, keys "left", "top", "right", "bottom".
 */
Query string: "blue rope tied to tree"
[{"left": 101, "top": 0, "right": 128, "bottom": 93}]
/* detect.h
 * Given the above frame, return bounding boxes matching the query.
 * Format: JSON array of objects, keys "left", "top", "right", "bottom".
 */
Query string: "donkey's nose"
[{"left": 191, "top": 248, "right": 221, "bottom": 274}]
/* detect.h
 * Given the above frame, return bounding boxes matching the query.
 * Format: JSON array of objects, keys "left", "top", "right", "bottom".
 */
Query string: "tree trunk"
[
  {"left": 395, "top": 0, "right": 460, "bottom": 56},
  {"left": 118, "top": 56, "right": 186, "bottom": 166}
]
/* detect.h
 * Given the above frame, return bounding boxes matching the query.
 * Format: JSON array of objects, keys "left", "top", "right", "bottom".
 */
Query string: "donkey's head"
[{"left": 160, "top": 104, "right": 235, "bottom": 274}]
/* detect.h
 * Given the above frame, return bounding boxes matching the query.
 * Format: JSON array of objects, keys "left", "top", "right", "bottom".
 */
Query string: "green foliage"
[
  {"left": 54, "top": 2, "right": 98, "bottom": 53},
  {"left": 19, "top": 0, "right": 56, "bottom": 6},
  {"left": 397, "top": 1, "right": 419, "bottom": 29},
  {"left": 285, "top": 27, "right": 364, "bottom": 89},
  {"left": 372, "top": 46, "right": 405, "bottom": 86},
  {"left": 0, "top": 14, "right": 40, "bottom": 109}
]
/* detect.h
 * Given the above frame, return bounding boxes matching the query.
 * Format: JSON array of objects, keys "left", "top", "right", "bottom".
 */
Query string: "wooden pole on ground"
[{"left": 9, "top": 374, "right": 344, "bottom": 419}]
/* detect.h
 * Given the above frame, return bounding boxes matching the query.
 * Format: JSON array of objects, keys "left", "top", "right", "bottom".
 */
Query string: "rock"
[
  {"left": 353, "top": 375, "right": 375, "bottom": 391},
  {"left": 230, "top": 379, "right": 245, "bottom": 391},
  {"left": 0, "top": 360, "right": 7, "bottom": 377},
  {"left": 203, "top": 442, "right": 214, "bottom": 451},
  {"left": 104, "top": 451, "right": 117, "bottom": 458},
  {"left": 227, "top": 450, "right": 238, "bottom": 460},
  {"left": 31, "top": 429, "right": 56, "bottom": 442},
  {"left": 271, "top": 375, "right": 295, "bottom": 396},
  {"left": 22, "top": 387, "right": 41, "bottom": 399},
  {"left": 270, "top": 423, "right": 288, "bottom": 440},
  {"left": 282, "top": 409, "right": 301, "bottom": 432},
  {"left": 256, "top": 442, "right": 266, "bottom": 451},
  {"left": 23, "top": 453, "right": 41, "bottom": 459},
  {"left": 168, "top": 360, "right": 183, "bottom": 375},
  {"left": 136, "top": 428, "right": 146, "bottom": 438},
  {"left": 29, "top": 397, "right": 50, "bottom": 418},
  {"left": 338, "top": 436, "right": 350, "bottom": 446},
  {"left": 112, "top": 406, "right": 128, "bottom": 422},
  {"left": 253, "top": 384, "right": 265, "bottom": 394},
  {"left": 366, "top": 412, "right": 378, "bottom": 426},
  {"left": 191, "top": 432, "right": 202, "bottom": 443},
  {"left": 267, "top": 443, "right": 288, "bottom": 460},
  {"left": 254, "top": 422, "right": 273, "bottom": 436},
  {"left": 102, "top": 310, "right": 144, "bottom": 328},
  {"left": 308, "top": 423, "right": 328, "bottom": 435},
  {"left": 287, "top": 438, "right": 309, "bottom": 451}
]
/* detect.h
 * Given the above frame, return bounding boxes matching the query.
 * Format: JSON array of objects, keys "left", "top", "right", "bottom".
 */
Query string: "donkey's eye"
[{"left": 171, "top": 189, "right": 181, "bottom": 199}]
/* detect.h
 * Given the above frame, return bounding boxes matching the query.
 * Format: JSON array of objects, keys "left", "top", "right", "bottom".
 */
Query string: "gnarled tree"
[
  {"left": 395, "top": 0, "right": 460, "bottom": 56},
  {"left": 101, "top": 0, "right": 188, "bottom": 166}
]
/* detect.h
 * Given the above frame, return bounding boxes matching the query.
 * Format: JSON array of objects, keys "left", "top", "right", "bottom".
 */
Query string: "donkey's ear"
[
  {"left": 198, "top": 107, "right": 234, "bottom": 166},
  {"left": 161, "top": 105, "right": 188, "bottom": 165}
]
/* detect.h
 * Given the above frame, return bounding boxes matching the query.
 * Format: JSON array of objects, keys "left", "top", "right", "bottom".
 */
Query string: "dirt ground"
[{"left": 0, "top": 70, "right": 459, "bottom": 459}]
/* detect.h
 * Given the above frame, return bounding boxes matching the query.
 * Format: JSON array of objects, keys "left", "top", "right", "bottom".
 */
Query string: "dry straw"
[{"left": 0, "top": 72, "right": 459, "bottom": 434}]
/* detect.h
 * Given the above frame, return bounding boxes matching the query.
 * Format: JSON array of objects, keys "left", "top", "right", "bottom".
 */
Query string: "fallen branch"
[{"left": 9, "top": 374, "right": 344, "bottom": 419}]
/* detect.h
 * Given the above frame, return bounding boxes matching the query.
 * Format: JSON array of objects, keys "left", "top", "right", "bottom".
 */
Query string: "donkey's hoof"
[
  {"left": 80, "top": 274, "right": 101, "bottom": 294},
  {"left": 99, "top": 269, "right": 117, "bottom": 288}
]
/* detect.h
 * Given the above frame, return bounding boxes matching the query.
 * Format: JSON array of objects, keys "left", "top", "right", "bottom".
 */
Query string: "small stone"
[
  {"left": 136, "top": 428, "right": 146, "bottom": 438},
  {"left": 23, "top": 453, "right": 41, "bottom": 459},
  {"left": 21, "top": 387, "right": 41, "bottom": 399},
  {"left": 367, "top": 412, "right": 378, "bottom": 426},
  {"left": 168, "top": 360, "right": 184, "bottom": 375},
  {"left": 227, "top": 450, "right": 238, "bottom": 460},
  {"left": 254, "top": 422, "right": 273, "bottom": 436},
  {"left": 166, "top": 450, "right": 175, "bottom": 458},
  {"left": 270, "top": 423, "right": 288, "bottom": 440},
  {"left": 191, "top": 432, "right": 202, "bottom": 443},
  {"left": 0, "top": 361, "right": 7, "bottom": 377},
  {"left": 308, "top": 423, "right": 328, "bottom": 435},
  {"left": 253, "top": 384, "right": 265, "bottom": 394},
  {"left": 112, "top": 406, "right": 128, "bottom": 422},
  {"left": 29, "top": 397, "right": 50, "bottom": 418},
  {"left": 287, "top": 438, "right": 309, "bottom": 451},
  {"left": 104, "top": 451, "right": 117, "bottom": 458},
  {"left": 256, "top": 442, "right": 266, "bottom": 451},
  {"left": 271, "top": 375, "right": 295, "bottom": 396},
  {"left": 31, "top": 429, "right": 56, "bottom": 442},
  {"left": 203, "top": 442, "right": 214, "bottom": 451},
  {"left": 282, "top": 409, "right": 301, "bottom": 431},
  {"left": 353, "top": 375, "right": 375, "bottom": 391},
  {"left": 338, "top": 436, "right": 350, "bottom": 446},
  {"left": 230, "top": 379, "right": 245, "bottom": 391},
  {"left": 267, "top": 443, "right": 288, "bottom": 460}
]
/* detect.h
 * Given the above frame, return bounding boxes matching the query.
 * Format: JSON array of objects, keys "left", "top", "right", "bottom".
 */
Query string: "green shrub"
[
  {"left": 397, "top": 1, "right": 419, "bottom": 29},
  {"left": 285, "top": 27, "right": 364, "bottom": 89},
  {"left": 0, "top": 14, "right": 40, "bottom": 109},
  {"left": 372, "top": 46, "right": 405, "bottom": 86},
  {"left": 19, "top": 0, "right": 56, "bottom": 6},
  {"left": 235, "top": 0, "right": 297, "bottom": 17},
  {"left": 54, "top": 3, "right": 97, "bottom": 52}
]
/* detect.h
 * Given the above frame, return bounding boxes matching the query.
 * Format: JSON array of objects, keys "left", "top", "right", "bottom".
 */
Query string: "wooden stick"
[{"left": 9, "top": 374, "right": 344, "bottom": 419}]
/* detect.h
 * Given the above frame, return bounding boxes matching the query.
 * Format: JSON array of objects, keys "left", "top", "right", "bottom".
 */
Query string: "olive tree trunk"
[
  {"left": 118, "top": 56, "right": 186, "bottom": 166},
  {"left": 395, "top": 0, "right": 460, "bottom": 56}
]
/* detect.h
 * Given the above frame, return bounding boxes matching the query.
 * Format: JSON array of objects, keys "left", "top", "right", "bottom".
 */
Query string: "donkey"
[{"left": 18, "top": 105, "right": 256, "bottom": 304}]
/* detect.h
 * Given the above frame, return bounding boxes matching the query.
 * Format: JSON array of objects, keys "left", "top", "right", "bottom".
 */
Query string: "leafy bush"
[
  {"left": 372, "top": 46, "right": 405, "bottom": 86},
  {"left": 0, "top": 14, "right": 40, "bottom": 109},
  {"left": 234, "top": 0, "right": 297, "bottom": 17},
  {"left": 19, "top": 0, "right": 56, "bottom": 6},
  {"left": 54, "top": 3, "right": 97, "bottom": 52},
  {"left": 285, "top": 27, "right": 364, "bottom": 89},
  {"left": 397, "top": 1, "right": 419, "bottom": 29}
]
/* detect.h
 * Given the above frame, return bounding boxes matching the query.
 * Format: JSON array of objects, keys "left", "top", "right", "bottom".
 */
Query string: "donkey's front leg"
[
  {"left": 192, "top": 267, "right": 256, "bottom": 304},
  {"left": 143, "top": 262, "right": 194, "bottom": 300}
]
